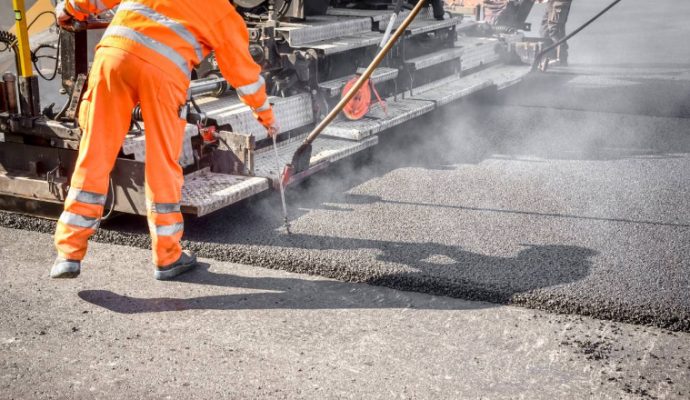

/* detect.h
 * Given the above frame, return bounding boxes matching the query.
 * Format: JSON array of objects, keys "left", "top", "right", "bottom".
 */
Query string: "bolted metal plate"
[
  {"left": 196, "top": 93, "right": 314, "bottom": 141},
  {"left": 253, "top": 135, "right": 378, "bottom": 182},
  {"left": 277, "top": 16, "right": 372, "bottom": 46},
  {"left": 180, "top": 168, "right": 270, "bottom": 216},
  {"left": 122, "top": 124, "right": 197, "bottom": 167},
  {"left": 318, "top": 67, "right": 399, "bottom": 97},
  {"left": 405, "top": 47, "right": 463, "bottom": 71}
]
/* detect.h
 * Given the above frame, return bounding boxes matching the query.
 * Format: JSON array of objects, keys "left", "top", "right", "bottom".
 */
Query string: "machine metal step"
[
  {"left": 322, "top": 97, "right": 436, "bottom": 141},
  {"left": 277, "top": 16, "right": 373, "bottom": 47},
  {"left": 327, "top": 7, "right": 405, "bottom": 23},
  {"left": 195, "top": 93, "right": 314, "bottom": 141},
  {"left": 318, "top": 67, "right": 399, "bottom": 97},
  {"left": 409, "top": 64, "right": 531, "bottom": 105},
  {"left": 253, "top": 134, "right": 379, "bottom": 184},
  {"left": 404, "top": 16, "right": 463, "bottom": 36},
  {"left": 322, "top": 64, "right": 531, "bottom": 141},
  {"left": 180, "top": 168, "right": 270, "bottom": 217},
  {"left": 181, "top": 133, "right": 380, "bottom": 216},
  {"left": 296, "top": 31, "right": 382, "bottom": 55},
  {"left": 404, "top": 47, "right": 463, "bottom": 71}
]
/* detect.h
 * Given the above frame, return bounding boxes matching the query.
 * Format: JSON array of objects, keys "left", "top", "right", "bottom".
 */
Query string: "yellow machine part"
[
  {"left": 9, "top": 0, "right": 55, "bottom": 77},
  {"left": 11, "top": 0, "right": 34, "bottom": 77}
]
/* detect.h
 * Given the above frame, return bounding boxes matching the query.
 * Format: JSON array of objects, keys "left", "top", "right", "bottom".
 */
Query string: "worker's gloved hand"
[
  {"left": 254, "top": 105, "right": 277, "bottom": 136},
  {"left": 266, "top": 124, "right": 280, "bottom": 139},
  {"left": 55, "top": 2, "right": 75, "bottom": 28}
]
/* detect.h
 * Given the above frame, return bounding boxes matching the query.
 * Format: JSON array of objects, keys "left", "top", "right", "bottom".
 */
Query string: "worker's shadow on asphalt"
[
  {"left": 78, "top": 241, "right": 597, "bottom": 314},
  {"left": 78, "top": 262, "right": 491, "bottom": 314}
]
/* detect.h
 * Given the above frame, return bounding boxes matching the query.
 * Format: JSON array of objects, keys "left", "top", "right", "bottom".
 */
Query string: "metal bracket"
[
  {"left": 63, "top": 74, "right": 87, "bottom": 122},
  {"left": 211, "top": 130, "right": 256, "bottom": 176}
]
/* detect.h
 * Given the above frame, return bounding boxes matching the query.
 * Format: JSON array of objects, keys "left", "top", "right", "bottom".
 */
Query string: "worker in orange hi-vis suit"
[{"left": 51, "top": 0, "right": 277, "bottom": 280}]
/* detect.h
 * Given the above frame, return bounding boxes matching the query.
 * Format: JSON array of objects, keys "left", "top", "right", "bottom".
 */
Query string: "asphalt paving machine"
[{"left": 0, "top": 0, "right": 541, "bottom": 218}]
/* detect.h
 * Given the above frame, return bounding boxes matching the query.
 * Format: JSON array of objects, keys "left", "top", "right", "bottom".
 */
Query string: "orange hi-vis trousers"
[{"left": 54, "top": 46, "right": 188, "bottom": 267}]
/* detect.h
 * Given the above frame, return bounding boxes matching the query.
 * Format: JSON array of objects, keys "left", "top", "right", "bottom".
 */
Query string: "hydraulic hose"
[{"left": 0, "top": 30, "right": 20, "bottom": 74}]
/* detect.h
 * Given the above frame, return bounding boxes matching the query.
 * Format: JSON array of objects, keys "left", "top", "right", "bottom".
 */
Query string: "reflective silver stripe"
[
  {"left": 254, "top": 99, "right": 271, "bottom": 112},
  {"left": 69, "top": 0, "right": 90, "bottom": 14},
  {"left": 59, "top": 211, "right": 100, "bottom": 230},
  {"left": 67, "top": 189, "right": 107, "bottom": 206},
  {"left": 150, "top": 202, "right": 181, "bottom": 214},
  {"left": 155, "top": 222, "right": 184, "bottom": 236},
  {"left": 117, "top": 2, "right": 203, "bottom": 62},
  {"left": 236, "top": 76, "right": 265, "bottom": 97},
  {"left": 102, "top": 25, "right": 189, "bottom": 74}
]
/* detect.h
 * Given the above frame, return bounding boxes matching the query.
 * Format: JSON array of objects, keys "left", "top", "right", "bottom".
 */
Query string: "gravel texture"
[
  {"left": 2, "top": 0, "right": 689, "bottom": 332},
  {"left": 2, "top": 228, "right": 690, "bottom": 399}
]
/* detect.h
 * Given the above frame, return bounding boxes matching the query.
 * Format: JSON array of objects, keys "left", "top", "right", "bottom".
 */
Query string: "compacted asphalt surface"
[
  {"left": 2, "top": 1, "right": 690, "bottom": 397},
  {"left": 3, "top": 0, "right": 688, "bottom": 331},
  {"left": 2, "top": 228, "right": 690, "bottom": 399}
]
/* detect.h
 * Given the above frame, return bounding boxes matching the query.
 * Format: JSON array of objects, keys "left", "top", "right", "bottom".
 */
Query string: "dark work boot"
[
  {"left": 154, "top": 250, "right": 198, "bottom": 281},
  {"left": 50, "top": 258, "right": 81, "bottom": 279}
]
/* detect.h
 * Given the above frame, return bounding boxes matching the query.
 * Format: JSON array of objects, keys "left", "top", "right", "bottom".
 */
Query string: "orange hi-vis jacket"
[{"left": 64, "top": 0, "right": 275, "bottom": 127}]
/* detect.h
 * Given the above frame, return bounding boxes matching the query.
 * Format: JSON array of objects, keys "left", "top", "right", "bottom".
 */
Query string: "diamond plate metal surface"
[
  {"left": 320, "top": 63, "right": 530, "bottom": 141},
  {"left": 122, "top": 123, "right": 197, "bottom": 167},
  {"left": 296, "top": 31, "right": 382, "bottom": 55},
  {"left": 326, "top": 8, "right": 395, "bottom": 22},
  {"left": 180, "top": 169, "right": 269, "bottom": 217},
  {"left": 408, "top": 72, "right": 492, "bottom": 106},
  {"left": 405, "top": 47, "right": 463, "bottom": 70},
  {"left": 253, "top": 135, "right": 378, "bottom": 181},
  {"left": 197, "top": 93, "right": 314, "bottom": 141},
  {"left": 180, "top": 168, "right": 270, "bottom": 216},
  {"left": 412, "top": 64, "right": 531, "bottom": 104},
  {"left": 322, "top": 96, "right": 435, "bottom": 141},
  {"left": 277, "top": 16, "right": 372, "bottom": 46},
  {"left": 462, "top": 53, "right": 501, "bottom": 71},
  {"left": 318, "top": 67, "right": 399, "bottom": 97},
  {"left": 405, "top": 17, "right": 462, "bottom": 36},
  {"left": 386, "top": 7, "right": 435, "bottom": 30}
]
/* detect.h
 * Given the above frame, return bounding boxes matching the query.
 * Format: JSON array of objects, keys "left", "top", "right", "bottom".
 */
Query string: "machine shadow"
[{"left": 79, "top": 237, "right": 596, "bottom": 314}]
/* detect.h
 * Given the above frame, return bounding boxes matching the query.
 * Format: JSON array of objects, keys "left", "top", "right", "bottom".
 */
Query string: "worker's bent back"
[{"left": 65, "top": 0, "right": 273, "bottom": 123}]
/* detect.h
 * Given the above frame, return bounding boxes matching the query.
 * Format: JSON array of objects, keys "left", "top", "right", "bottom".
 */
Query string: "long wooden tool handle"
[{"left": 302, "top": 0, "right": 428, "bottom": 146}]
